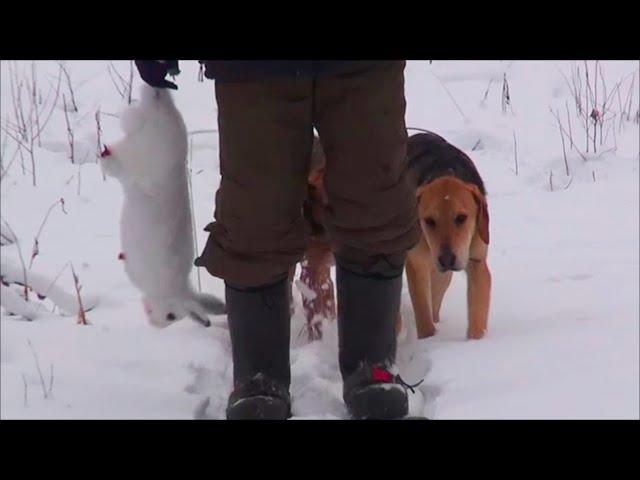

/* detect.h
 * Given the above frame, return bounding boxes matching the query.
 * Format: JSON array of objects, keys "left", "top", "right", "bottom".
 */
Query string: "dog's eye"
[
  {"left": 454, "top": 214, "right": 467, "bottom": 225},
  {"left": 424, "top": 217, "right": 436, "bottom": 228},
  {"left": 166, "top": 313, "right": 176, "bottom": 321}
]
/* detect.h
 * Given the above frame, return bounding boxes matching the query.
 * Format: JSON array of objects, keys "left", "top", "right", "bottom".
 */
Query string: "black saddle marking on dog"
[{"left": 407, "top": 132, "right": 486, "bottom": 195}]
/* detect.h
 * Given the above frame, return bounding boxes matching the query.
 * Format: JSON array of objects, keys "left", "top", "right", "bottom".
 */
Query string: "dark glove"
[{"left": 134, "top": 60, "right": 180, "bottom": 90}]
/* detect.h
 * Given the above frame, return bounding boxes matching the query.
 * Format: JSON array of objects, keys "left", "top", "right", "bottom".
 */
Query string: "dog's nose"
[{"left": 438, "top": 249, "right": 456, "bottom": 271}]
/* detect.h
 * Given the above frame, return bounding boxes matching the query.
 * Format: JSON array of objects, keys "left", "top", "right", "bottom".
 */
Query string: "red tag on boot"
[{"left": 371, "top": 367, "right": 393, "bottom": 383}]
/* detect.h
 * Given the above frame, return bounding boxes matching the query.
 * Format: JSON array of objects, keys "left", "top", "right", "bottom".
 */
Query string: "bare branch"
[
  {"left": 502, "top": 73, "right": 511, "bottom": 114},
  {"left": 77, "top": 164, "right": 82, "bottom": 196},
  {"left": 62, "top": 94, "right": 75, "bottom": 164},
  {"left": 96, "top": 109, "right": 107, "bottom": 181},
  {"left": 48, "top": 364, "right": 54, "bottom": 396},
  {"left": 22, "top": 373, "right": 28, "bottom": 407},
  {"left": 428, "top": 68, "right": 469, "bottom": 122},
  {"left": 27, "top": 339, "right": 48, "bottom": 399},
  {"left": 565, "top": 100, "right": 574, "bottom": 150},
  {"left": 481, "top": 78, "right": 494, "bottom": 106},
  {"left": 2, "top": 219, "right": 30, "bottom": 301},
  {"left": 512, "top": 131, "right": 519, "bottom": 176},
  {"left": 623, "top": 72, "right": 636, "bottom": 120},
  {"left": 31, "top": 63, "right": 64, "bottom": 139},
  {"left": 28, "top": 198, "right": 67, "bottom": 269},
  {"left": 31, "top": 62, "right": 41, "bottom": 148},
  {"left": 188, "top": 136, "right": 202, "bottom": 293},
  {"left": 70, "top": 263, "right": 89, "bottom": 325},
  {"left": 128, "top": 60, "right": 134, "bottom": 105},
  {"left": 550, "top": 108, "right": 589, "bottom": 162},
  {"left": 107, "top": 63, "right": 126, "bottom": 100},
  {"left": 563, "top": 176, "right": 573, "bottom": 190},
  {"left": 585, "top": 61, "right": 590, "bottom": 153},
  {"left": 550, "top": 108, "right": 570, "bottom": 175},
  {"left": 57, "top": 62, "right": 78, "bottom": 112}
]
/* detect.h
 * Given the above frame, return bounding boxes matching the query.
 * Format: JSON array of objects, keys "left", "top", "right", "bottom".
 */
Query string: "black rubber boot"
[
  {"left": 225, "top": 278, "right": 291, "bottom": 420},
  {"left": 336, "top": 258, "right": 409, "bottom": 419}
]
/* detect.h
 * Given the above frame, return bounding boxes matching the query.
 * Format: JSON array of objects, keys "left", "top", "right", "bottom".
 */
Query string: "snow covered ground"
[{"left": 1, "top": 60, "right": 638, "bottom": 419}]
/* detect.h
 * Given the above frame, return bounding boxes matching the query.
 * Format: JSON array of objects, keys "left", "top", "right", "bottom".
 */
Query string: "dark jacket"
[{"left": 200, "top": 60, "right": 386, "bottom": 83}]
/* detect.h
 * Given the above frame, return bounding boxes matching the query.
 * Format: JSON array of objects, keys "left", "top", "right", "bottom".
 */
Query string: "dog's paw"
[
  {"left": 466, "top": 328, "right": 486, "bottom": 340},
  {"left": 417, "top": 325, "right": 437, "bottom": 339}
]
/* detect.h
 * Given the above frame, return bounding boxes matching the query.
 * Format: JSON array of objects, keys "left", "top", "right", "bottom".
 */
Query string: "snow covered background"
[{"left": 1, "top": 60, "right": 638, "bottom": 419}]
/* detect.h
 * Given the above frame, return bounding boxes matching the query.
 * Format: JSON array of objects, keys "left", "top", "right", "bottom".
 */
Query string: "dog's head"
[{"left": 416, "top": 176, "right": 489, "bottom": 272}]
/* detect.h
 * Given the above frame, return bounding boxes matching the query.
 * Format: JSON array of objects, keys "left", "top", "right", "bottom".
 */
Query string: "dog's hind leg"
[{"left": 430, "top": 270, "right": 452, "bottom": 324}]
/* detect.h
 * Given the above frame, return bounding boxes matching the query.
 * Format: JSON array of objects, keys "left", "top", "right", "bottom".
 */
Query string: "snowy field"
[{"left": 1, "top": 60, "right": 638, "bottom": 419}]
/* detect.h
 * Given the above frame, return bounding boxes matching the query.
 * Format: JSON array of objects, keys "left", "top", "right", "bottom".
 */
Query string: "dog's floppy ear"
[
  {"left": 467, "top": 184, "right": 489, "bottom": 245},
  {"left": 415, "top": 183, "right": 430, "bottom": 200}
]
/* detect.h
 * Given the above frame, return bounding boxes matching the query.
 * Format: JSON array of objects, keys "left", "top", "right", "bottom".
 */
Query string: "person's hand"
[{"left": 134, "top": 60, "right": 180, "bottom": 90}]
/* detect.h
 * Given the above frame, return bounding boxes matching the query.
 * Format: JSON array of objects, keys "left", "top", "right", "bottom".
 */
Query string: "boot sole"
[
  {"left": 226, "top": 395, "right": 290, "bottom": 420},
  {"left": 346, "top": 384, "right": 409, "bottom": 420}
]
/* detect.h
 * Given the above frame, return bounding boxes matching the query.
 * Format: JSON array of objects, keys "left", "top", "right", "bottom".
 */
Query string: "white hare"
[{"left": 101, "top": 84, "right": 225, "bottom": 328}]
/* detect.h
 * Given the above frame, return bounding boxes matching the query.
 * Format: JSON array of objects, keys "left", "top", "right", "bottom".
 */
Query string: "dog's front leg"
[
  {"left": 406, "top": 244, "right": 436, "bottom": 339},
  {"left": 430, "top": 269, "right": 452, "bottom": 324},
  {"left": 465, "top": 259, "right": 491, "bottom": 340}
]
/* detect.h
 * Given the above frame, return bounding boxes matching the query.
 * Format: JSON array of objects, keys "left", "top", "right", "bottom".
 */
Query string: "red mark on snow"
[{"left": 101, "top": 145, "right": 112, "bottom": 158}]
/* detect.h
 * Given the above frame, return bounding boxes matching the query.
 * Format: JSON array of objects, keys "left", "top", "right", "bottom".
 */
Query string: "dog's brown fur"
[
  {"left": 294, "top": 133, "right": 491, "bottom": 342},
  {"left": 404, "top": 175, "right": 491, "bottom": 339}
]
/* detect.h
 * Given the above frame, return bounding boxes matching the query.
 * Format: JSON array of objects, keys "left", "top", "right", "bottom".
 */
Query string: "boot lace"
[{"left": 371, "top": 366, "right": 424, "bottom": 394}]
